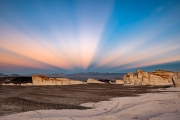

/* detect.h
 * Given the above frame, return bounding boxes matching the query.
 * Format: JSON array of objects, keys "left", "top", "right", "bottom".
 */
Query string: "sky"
[{"left": 0, "top": 0, "right": 180, "bottom": 75}]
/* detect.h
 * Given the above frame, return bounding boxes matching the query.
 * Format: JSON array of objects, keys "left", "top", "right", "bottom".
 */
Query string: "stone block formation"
[
  {"left": 123, "top": 69, "right": 180, "bottom": 87},
  {"left": 1, "top": 69, "right": 180, "bottom": 87},
  {"left": 87, "top": 78, "right": 106, "bottom": 84},
  {"left": 32, "top": 75, "right": 86, "bottom": 85}
]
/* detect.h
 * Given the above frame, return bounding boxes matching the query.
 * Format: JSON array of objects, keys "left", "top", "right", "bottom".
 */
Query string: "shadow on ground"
[{"left": 0, "top": 84, "right": 169, "bottom": 116}]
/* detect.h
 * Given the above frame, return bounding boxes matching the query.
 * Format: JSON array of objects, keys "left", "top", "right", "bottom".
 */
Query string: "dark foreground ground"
[{"left": 0, "top": 84, "right": 170, "bottom": 116}]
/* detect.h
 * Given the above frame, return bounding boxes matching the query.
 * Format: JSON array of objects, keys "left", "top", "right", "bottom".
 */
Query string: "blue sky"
[{"left": 0, "top": 0, "right": 180, "bottom": 74}]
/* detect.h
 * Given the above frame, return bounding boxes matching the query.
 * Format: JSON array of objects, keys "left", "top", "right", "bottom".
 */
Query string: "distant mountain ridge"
[
  {"left": 0, "top": 73, "right": 21, "bottom": 77},
  {"left": 25, "top": 73, "right": 66, "bottom": 77},
  {"left": 32, "top": 72, "right": 126, "bottom": 80},
  {"left": 0, "top": 73, "right": 8, "bottom": 77},
  {"left": 0, "top": 72, "right": 126, "bottom": 80}
]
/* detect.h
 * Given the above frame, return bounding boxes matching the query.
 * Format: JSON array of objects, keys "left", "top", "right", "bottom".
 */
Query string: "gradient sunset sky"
[{"left": 0, "top": 0, "right": 180, "bottom": 75}]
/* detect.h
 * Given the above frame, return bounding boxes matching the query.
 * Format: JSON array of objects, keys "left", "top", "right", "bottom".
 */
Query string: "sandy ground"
[
  {"left": 0, "top": 87, "right": 180, "bottom": 120},
  {"left": 1, "top": 84, "right": 163, "bottom": 116}
]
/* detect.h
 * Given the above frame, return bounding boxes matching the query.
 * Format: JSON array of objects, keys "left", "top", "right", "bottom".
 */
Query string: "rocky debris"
[
  {"left": 114, "top": 80, "right": 124, "bottom": 84},
  {"left": 32, "top": 75, "right": 86, "bottom": 85},
  {"left": 70, "top": 79, "right": 86, "bottom": 84},
  {"left": 110, "top": 80, "right": 124, "bottom": 85},
  {"left": 87, "top": 78, "right": 106, "bottom": 84},
  {"left": 2, "top": 83, "right": 14, "bottom": 86},
  {"left": 124, "top": 69, "right": 177, "bottom": 86},
  {"left": 2, "top": 83, "right": 33, "bottom": 86},
  {"left": 1, "top": 77, "right": 32, "bottom": 85},
  {"left": 0, "top": 77, "right": 14, "bottom": 84}
]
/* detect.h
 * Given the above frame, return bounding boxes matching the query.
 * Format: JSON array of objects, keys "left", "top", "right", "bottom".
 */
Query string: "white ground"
[{"left": 1, "top": 87, "right": 180, "bottom": 120}]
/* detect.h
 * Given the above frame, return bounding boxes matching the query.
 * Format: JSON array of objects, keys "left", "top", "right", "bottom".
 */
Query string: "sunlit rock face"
[
  {"left": 114, "top": 80, "right": 124, "bottom": 85},
  {"left": 32, "top": 75, "right": 86, "bottom": 85},
  {"left": 137, "top": 70, "right": 149, "bottom": 85},
  {"left": 124, "top": 72, "right": 138, "bottom": 85},
  {"left": 87, "top": 78, "right": 105, "bottom": 84},
  {"left": 149, "top": 70, "right": 174, "bottom": 86},
  {"left": 173, "top": 72, "right": 180, "bottom": 87},
  {"left": 109, "top": 79, "right": 124, "bottom": 84},
  {"left": 123, "top": 70, "right": 175, "bottom": 86}
]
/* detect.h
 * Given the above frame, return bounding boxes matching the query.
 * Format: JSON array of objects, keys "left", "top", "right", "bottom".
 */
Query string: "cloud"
[{"left": 156, "top": 6, "right": 164, "bottom": 13}]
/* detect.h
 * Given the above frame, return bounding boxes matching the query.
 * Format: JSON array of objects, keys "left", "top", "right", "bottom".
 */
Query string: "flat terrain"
[{"left": 0, "top": 84, "right": 169, "bottom": 116}]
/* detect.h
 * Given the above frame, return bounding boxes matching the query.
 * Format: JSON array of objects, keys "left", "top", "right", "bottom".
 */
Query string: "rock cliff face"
[
  {"left": 124, "top": 70, "right": 177, "bottom": 86},
  {"left": 172, "top": 72, "right": 180, "bottom": 87},
  {"left": 32, "top": 75, "right": 86, "bottom": 85}
]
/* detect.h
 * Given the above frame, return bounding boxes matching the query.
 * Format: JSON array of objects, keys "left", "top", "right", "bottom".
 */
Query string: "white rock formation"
[
  {"left": 87, "top": 78, "right": 105, "bottom": 84},
  {"left": 32, "top": 75, "right": 86, "bottom": 85},
  {"left": 114, "top": 80, "right": 124, "bottom": 85},
  {"left": 173, "top": 71, "right": 180, "bottom": 87},
  {"left": 124, "top": 70, "right": 175, "bottom": 86},
  {"left": 149, "top": 70, "right": 174, "bottom": 86},
  {"left": 2, "top": 83, "right": 14, "bottom": 86},
  {"left": 20, "top": 83, "right": 33, "bottom": 86}
]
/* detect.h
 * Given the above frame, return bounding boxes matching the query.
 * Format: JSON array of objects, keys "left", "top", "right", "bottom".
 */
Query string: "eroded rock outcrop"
[
  {"left": 172, "top": 71, "right": 180, "bottom": 87},
  {"left": 123, "top": 69, "right": 176, "bottom": 86},
  {"left": 32, "top": 75, "right": 86, "bottom": 85},
  {"left": 112, "top": 80, "right": 124, "bottom": 85},
  {"left": 149, "top": 70, "right": 174, "bottom": 86},
  {"left": 87, "top": 78, "right": 106, "bottom": 84},
  {"left": 109, "top": 80, "right": 123, "bottom": 84}
]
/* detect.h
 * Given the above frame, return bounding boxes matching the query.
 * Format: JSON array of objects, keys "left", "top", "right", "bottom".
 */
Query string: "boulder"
[{"left": 87, "top": 78, "right": 105, "bottom": 84}]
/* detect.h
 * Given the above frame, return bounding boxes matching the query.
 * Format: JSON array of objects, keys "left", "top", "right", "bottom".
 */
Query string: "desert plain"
[
  {"left": 0, "top": 69, "right": 180, "bottom": 120},
  {"left": 0, "top": 84, "right": 180, "bottom": 120}
]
